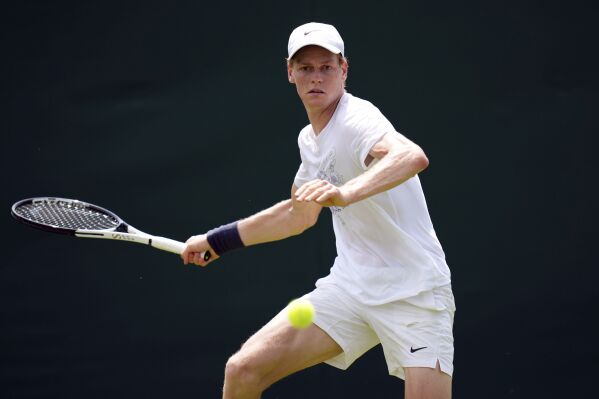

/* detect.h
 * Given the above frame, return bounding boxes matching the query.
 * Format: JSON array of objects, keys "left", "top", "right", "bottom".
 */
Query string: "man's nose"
[{"left": 311, "top": 71, "right": 323, "bottom": 83}]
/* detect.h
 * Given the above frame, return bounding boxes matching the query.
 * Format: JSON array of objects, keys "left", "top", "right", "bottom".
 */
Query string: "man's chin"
[{"left": 302, "top": 94, "right": 328, "bottom": 106}]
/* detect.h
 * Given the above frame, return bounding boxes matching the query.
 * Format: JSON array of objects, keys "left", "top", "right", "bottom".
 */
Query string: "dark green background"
[{"left": 2, "top": 0, "right": 597, "bottom": 397}]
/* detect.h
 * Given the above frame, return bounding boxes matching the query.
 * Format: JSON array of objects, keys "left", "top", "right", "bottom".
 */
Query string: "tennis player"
[{"left": 182, "top": 22, "right": 455, "bottom": 399}]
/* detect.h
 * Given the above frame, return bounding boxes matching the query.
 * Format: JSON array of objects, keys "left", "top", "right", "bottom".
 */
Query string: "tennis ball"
[{"left": 287, "top": 298, "right": 315, "bottom": 329}]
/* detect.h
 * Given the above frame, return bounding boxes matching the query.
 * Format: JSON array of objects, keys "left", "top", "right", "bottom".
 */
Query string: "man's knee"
[{"left": 224, "top": 352, "right": 265, "bottom": 393}]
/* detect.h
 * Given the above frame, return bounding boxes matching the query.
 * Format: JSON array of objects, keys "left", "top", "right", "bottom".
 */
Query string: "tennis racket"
[{"left": 11, "top": 197, "right": 211, "bottom": 260}]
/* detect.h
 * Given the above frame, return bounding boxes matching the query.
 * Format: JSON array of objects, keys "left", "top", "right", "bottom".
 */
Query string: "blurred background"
[{"left": 1, "top": 0, "right": 597, "bottom": 397}]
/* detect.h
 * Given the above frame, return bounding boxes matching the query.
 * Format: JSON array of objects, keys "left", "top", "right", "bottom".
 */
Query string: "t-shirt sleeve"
[
  {"left": 294, "top": 161, "right": 311, "bottom": 188},
  {"left": 347, "top": 106, "right": 396, "bottom": 169},
  {"left": 293, "top": 128, "right": 314, "bottom": 188}
]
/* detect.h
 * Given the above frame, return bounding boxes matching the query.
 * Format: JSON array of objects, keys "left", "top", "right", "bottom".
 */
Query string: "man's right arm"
[{"left": 181, "top": 184, "right": 322, "bottom": 266}]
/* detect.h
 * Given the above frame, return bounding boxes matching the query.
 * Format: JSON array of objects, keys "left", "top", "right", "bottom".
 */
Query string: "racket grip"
[
  {"left": 151, "top": 236, "right": 212, "bottom": 262},
  {"left": 150, "top": 236, "right": 186, "bottom": 254}
]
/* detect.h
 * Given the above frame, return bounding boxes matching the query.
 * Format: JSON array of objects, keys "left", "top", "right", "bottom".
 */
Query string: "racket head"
[{"left": 11, "top": 197, "right": 125, "bottom": 235}]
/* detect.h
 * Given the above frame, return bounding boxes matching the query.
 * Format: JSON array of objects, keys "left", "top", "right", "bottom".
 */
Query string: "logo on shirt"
[{"left": 317, "top": 149, "right": 345, "bottom": 217}]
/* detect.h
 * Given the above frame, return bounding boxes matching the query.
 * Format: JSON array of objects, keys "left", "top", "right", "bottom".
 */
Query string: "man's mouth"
[{"left": 308, "top": 89, "right": 324, "bottom": 94}]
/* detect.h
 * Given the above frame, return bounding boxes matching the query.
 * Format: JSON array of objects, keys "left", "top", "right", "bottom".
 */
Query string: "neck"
[{"left": 305, "top": 91, "right": 344, "bottom": 134}]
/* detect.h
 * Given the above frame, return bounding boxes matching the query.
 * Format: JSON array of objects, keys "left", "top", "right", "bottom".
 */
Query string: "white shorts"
[{"left": 303, "top": 282, "right": 455, "bottom": 380}]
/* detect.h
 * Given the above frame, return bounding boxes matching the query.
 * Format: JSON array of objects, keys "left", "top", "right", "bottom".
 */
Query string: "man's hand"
[
  {"left": 294, "top": 179, "right": 353, "bottom": 207},
  {"left": 181, "top": 234, "right": 218, "bottom": 267}
]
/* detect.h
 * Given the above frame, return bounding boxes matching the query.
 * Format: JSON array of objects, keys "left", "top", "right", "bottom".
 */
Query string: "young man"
[{"left": 181, "top": 22, "right": 455, "bottom": 399}]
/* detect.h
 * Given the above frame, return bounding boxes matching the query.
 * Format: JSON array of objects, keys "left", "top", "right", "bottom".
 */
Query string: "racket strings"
[{"left": 15, "top": 201, "right": 119, "bottom": 230}]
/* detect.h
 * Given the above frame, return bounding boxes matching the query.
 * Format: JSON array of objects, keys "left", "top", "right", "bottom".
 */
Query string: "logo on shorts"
[{"left": 410, "top": 346, "right": 427, "bottom": 353}]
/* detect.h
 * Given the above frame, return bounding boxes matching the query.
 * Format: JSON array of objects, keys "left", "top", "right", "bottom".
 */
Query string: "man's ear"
[
  {"left": 287, "top": 62, "right": 295, "bottom": 84},
  {"left": 341, "top": 58, "right": 349, "bottom": 81}
]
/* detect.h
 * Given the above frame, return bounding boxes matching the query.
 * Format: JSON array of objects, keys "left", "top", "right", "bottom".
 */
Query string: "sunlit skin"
[{"left": 287, "top": 45, "right": 348, "bottom": 134}]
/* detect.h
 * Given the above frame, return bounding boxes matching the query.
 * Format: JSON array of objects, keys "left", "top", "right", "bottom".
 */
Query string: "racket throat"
[{"left": 115, "top": 223, "right": 129, "bottom": 233}]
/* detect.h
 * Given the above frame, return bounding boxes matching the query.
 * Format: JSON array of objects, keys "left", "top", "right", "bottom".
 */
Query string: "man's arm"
[
  {"left": 295, "top": 131, "right": 429, "bottom": 207},
  {"left": 181, "top": 185, "right": 322, "bottom": 266}
]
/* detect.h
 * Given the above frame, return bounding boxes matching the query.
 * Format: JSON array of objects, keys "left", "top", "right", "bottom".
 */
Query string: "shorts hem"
[
  {"left": 389, "top": 358, "right": 454, "bottom": 380},
  {"left": 312, "top": 318, "right": 354, "bottom": 371}
]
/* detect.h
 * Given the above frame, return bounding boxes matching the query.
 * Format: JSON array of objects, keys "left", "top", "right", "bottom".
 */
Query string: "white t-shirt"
[{"left": 294, "top": 92, "right": 451, "bottom": 307}]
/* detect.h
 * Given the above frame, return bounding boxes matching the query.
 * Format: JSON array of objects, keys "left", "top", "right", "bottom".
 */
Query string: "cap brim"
[{"left": 289, "top": 41, "right": 342, "bottom": 59}]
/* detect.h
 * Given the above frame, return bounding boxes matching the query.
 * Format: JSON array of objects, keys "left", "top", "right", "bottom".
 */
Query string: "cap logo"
[{"left": 303, "top": 30, "right": 321, "bottom": 36}]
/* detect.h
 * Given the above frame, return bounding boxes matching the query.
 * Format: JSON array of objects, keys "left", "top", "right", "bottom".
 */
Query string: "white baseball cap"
[{"left": 287, "top": 22, "right": 344, "bottom": 59}]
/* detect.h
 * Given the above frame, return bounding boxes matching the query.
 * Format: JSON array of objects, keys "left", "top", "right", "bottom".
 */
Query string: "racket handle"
[
  {"left": 150, "top": 236, "right": 212, "bottom": 262},
  {"left": 150, "top": 236, "right": 186, "bottom": 254}
]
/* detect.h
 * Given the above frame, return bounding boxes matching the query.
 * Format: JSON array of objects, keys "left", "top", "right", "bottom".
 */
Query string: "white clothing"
[
  {"left": 300, "top": 281, "right": 455, "bottom": 380},
  {"left": 294, "top": 92, "right": 451, "bottom": 307}
]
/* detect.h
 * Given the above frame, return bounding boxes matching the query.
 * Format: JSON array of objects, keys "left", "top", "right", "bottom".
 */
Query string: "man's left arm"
[{"left": 294, "top": 132, "right": 428, "bottom": 207}]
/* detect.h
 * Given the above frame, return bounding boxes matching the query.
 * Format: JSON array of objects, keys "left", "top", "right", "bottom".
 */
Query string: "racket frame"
[{"left": 11, "top": 197, "right": 186, "bottom": 254}]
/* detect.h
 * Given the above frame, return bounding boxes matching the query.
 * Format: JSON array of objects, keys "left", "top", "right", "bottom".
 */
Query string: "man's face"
[{"left": 288, "top": 45, "right": 348, "bottom": 109}]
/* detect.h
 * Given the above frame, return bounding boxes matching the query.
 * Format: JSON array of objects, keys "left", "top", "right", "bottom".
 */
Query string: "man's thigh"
[
  {"left": 404, "top": 361, "right": 452, "bottom": 399},
  {"left": 230, "top": 306, "right": 343, "bottom": 386}
]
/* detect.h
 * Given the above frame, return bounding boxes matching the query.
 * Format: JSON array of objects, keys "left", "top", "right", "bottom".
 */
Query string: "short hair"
[{"left": 286, "top": 53, "right": 347, "bottom": 67}]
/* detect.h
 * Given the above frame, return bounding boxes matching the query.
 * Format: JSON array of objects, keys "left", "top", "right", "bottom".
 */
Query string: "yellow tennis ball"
[{"left": 287, "top": 298, "right": 315, "bottom": 329}]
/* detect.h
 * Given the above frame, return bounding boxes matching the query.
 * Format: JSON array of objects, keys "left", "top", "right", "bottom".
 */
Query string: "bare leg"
[
  {"left": 404, "top": 361, "right": 452, "bottom": 399},
  {"left": 222, "top": 310, "right": 342, "bottom": 399}
]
